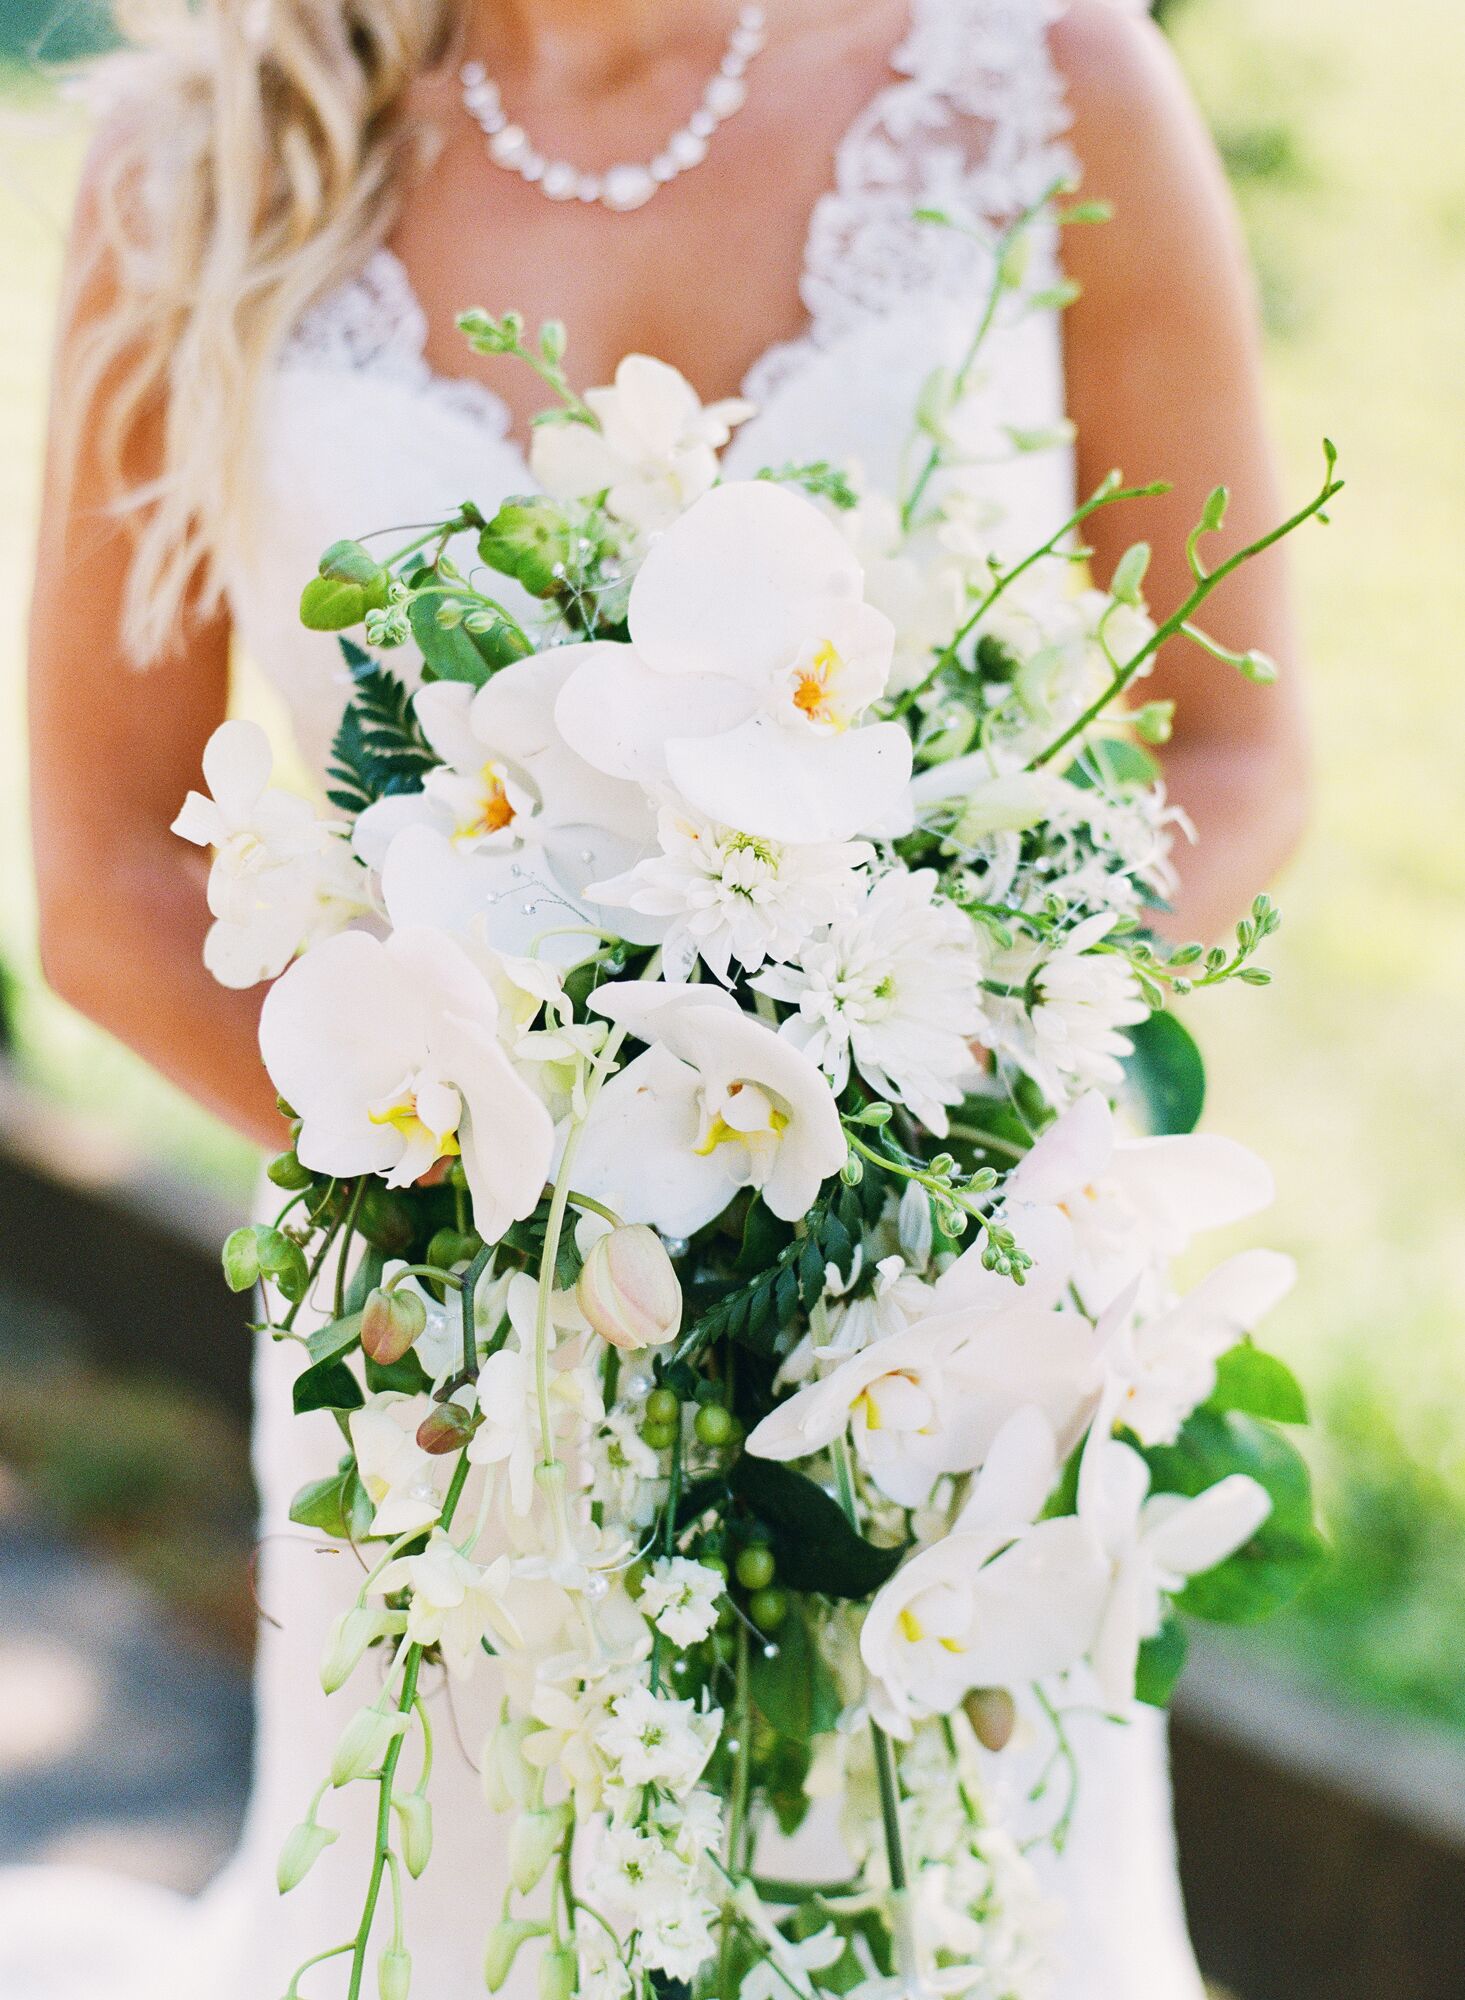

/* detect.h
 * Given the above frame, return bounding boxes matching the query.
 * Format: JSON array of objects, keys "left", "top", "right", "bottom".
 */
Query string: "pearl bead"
[
  {"left": 459, "top": 60, "right": 486, "bottom": 86},
  {"left": 541, "top": 161, "right": 578, "bottom": 201},
  {"left": 575, "top": 174, "right": 603, "bottom": 203},
  {"left": 603, "top": 163, "right": 657, "bottom": 211},
  {"left": 650, "top": 152, "right": 680, "bottom": 183},
  {"left": 489, "top": 124, "right": 527, "bottom": 165},
  {"left": 704, "top": 75, "right": 747, "bottom": 119},
  {"left": 687, "top": 108, "right": 716, "bottom": 140},
  {"left": 668, "top": 129, "right": 708, "bottom": 170}
]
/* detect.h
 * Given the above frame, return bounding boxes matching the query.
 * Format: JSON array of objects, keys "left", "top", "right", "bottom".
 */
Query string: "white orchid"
[
  {"left": 354, "top": 658, "right": 657, "bottom": 962},
  {"left": 588, "top": 801, "right": 872, "bottom": 983},
  {"left": 531, "top": 353, "right": 754, "bottom": 533},
  {"left": 753, "top": 868, "right": 988, "bottom": 1134},
  {"left": 1108, "top": 1249, "right": 1297, "bottom": 1445},
  {"left": 746, "top": 1294, "right": 1101, "bottom": 1509},
  {"left": 554, "top": 482, "right": 912, "bottom": 844},
  {"left": 1004, "top": 1090, "right": 1276, "bottom": 1313},
  {"left": 1077, "top": 1429, "right": 1271, "bottom": 1708},
  {"left": 172, "top": 718, "right": 367, "bottom": 987},
  {"left": 573, "top": 981, "right": 846, "bottom": 1237},
  {"left": 860, "top": 1409, "right": 1108, "bottom": 1735},
  {"left": 372, "top": 1532, "right": 521, "bottom": 1674},
  {"left": 348, "top": 1393, "right": 451, "bottom": 1537},
  {"left": 468, "top": 1273, "right": 602, "bottom": 1515},
  {"left": 258, "top": 925, "right": 554, "bottom": 1240}
]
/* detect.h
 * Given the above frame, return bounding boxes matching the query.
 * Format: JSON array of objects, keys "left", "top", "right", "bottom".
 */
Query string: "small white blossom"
[
  {"left": 637, "top": 1557, "right": 724, "bottom": 1647},
  {"left": 372, "top": 1532, "right": 519, "bottom": 1674},
  {"left": 986, "top": 913, "right": 1148, "bottom": 1105},
  {"left": 599, "top": 1684, "right": 720, "bottom": 1795},
  {"left": 589, "top": 802, "right": 871, "bottom": 982}
]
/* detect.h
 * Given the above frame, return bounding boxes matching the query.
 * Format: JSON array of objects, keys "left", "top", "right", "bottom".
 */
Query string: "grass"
[{"left": 2, "top": 0, "right": 1464, "bottom": 1720}]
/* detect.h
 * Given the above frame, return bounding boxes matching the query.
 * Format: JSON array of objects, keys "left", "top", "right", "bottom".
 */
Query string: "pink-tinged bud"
[
  {"left": 361, "top": 1286, "right": 427, "bottom": 1365},
  {"left": 964, "top": 1686, "right": 1017, "bottom": 1752},
  {"left": 416, "top": 1401, "right": 478, "bottom": 1456},
  {"left": 575, "top": 1225, "right": 682, "bottom": 1351}
]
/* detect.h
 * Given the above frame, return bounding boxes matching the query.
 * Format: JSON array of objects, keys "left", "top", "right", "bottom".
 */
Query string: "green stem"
[
  {"left": 828, "top": 1438, "right": 908, "bottom": 1897},
  {"left": 1028, "top": 445, "right": 1342, "bottom": 771},
  {"left": 333, "top": 1178, "right": 367, "bottom": 1323},
  {"left": 460, "top": 1243, "right": 494, "bottom": 1380}
]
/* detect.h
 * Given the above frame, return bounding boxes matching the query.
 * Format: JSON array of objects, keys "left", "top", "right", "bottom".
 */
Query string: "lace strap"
[{"left": 746, "top": 0, "right": 1074, "bottom": 399}]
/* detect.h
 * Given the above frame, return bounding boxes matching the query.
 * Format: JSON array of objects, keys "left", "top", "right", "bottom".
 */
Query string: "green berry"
[
  {"left": 699, "top": 1554, "right": 729, "bottom": 1580},
  {"left": 645, "top": 1388, "right": 681, "bottom": 1425},
  {"left": 694, "top": 1403, "right": 735, "bottom": 1448},
  {"left": 641, "top": 1419, "right": 679, "bottom": 1451},
  {"left": 624, "top": 1561, "right": 647, "bottom": 1599},
  {"left": 735, "top": 1546, "right": 776, "bottom": 1592},
  {"left": 748, "top": 1587, "right": 788, "bottom": 1631}
]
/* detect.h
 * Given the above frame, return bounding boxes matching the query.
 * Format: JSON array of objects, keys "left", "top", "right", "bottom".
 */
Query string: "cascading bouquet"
[{"left": 176, "top": 198, "right": 1337, "bottom": 2000}]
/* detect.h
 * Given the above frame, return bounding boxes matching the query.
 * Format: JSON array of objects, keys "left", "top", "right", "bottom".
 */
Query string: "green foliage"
[
  {"left": 1147, "top": 1408, "right": 1328, "bottom": 1624},
  {"left": 672, "top": 1170, "right": 887, "bottom": 1366},
  {"left": 730, "top": 1459, "right": 908, "bottom": 1600},
  {"left": 1124, "top": 1010, "right": 1207, "bottom": 1135},
  {"left": 755, "top": 461, "right": 861, "bottom": 510},
  {"left": 299, "top": 540, "right": 391, "bottom": 631},
  {"left": 325, "top": 640, "right": 437, "bottom": 815},
  {"left": 1209, "top": 1341, "right": 1309, "bottom": 1424},
  {"left": 1135, "top": 1618, "right": 1190, "bottom": 1707},
  {"left": 292, "top": 1354, "right": 364, "bottom": 1416},
  {"left": 478, "top": 497, "right": 577, "bottom": 598},
  {"left": 290, "top": 1461, "right": 374, "bottom": 1541}
]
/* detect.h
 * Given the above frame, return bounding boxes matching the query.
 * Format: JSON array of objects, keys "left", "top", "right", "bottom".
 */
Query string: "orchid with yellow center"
[
  {"left": 571, "top": 980, "right": 846, "bottom": 1238},
  {"left": 258, "top": 925, "right": 554, "bottom": 1241},
  {"left": 554, "top": 482, "right": 912, "bottom": 844},
  {"left": 745, "top": 1291, "right": 1102, "bottom": 1509},
  {"left": 353, "top": 657, "right": 658, "bottom": 964},
  {"left": 860, "top": 1408, "right": 1109, "bottom": 1736}
]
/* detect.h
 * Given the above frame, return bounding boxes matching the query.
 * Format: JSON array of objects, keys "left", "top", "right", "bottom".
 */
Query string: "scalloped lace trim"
[
  {"left": 281, "top": 0, "right": 1075, "bottom": 422},
  {"left": 280, "top": 245, "right": 513, "bottom": 437}
]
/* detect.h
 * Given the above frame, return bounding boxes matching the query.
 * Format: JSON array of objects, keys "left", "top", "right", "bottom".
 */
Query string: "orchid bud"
[
  {"left": 576, "top": 1225, "right": 682, "bottom": 1351},
  {"left": 482, "top": 1712, "right": 535, "bottom": 1812},
  {"left": 484, "top": 1919, "right": 549, "bottom": 1992},
  {"left": 331, "top": 1705, "right": 408, "bottom": 1787},
  {"left": 320, "top": 1605, "right": 393, "bottom": 1694},
  {"left": 361, "top": 1286, "right": 427, "bottom": 1366},
  {"left": 378, "top": 1944, "right": 412, "bottom": 2000},
  {"left": 964, "top": 1686, "right": 1018, "bottom": 1753},
  {"left": 539, "top": 1947, "right": 576, "bottom": 2000},
  {"left": 392, "top": 1792, "right": 433, "bottom": 1878},
  {"left": 508, "top": 1802, "right": 571, "bottom": 1895},
  {"left": 416, "top": 1401, "right": 478, "bottom": 1456},
  {"left": 276, "top": 1816, "right": 338, "bottom": 1893}
]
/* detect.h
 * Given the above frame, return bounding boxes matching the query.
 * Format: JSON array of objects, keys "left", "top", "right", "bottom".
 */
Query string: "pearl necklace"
[{"left": 460, "top": 6, "right": 768, "bottom": 214}]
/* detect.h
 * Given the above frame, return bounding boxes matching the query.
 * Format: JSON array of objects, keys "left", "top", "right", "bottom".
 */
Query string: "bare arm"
[
  {"left": 29, "top": 147, "right": 285, "bottom": 1152},
  {"left": 1056, "top": 4, "right": 1310, "bottom": 941}
]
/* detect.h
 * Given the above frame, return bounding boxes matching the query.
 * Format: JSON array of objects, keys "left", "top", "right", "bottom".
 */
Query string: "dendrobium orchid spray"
[{"left": 177, "top": 189, "right": 1336, "bottom": 2000}]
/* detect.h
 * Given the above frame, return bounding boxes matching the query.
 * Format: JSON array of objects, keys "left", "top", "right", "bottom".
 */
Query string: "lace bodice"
[{"left": 231, "top": 0, "right": 1077, "bottom": 780}]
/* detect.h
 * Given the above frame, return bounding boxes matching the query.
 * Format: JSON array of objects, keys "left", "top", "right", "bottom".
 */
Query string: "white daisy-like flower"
[
  {"left": 637, "top": 1556, "right": 724, "bottom": 1648},
  {"left": 588, "top": 802, "right": 872, "bottom": 982},
  {"left": 987, "top": 913, "right": 1149, "bottom": 1105},
  {"left": 754, "top": 868, "right": 988, "bottom": 1134}
]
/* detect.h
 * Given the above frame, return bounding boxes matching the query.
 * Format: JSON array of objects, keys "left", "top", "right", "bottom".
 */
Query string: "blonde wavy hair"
[{"left": 64, "top": 0, "right": 458, "bottom": 661}]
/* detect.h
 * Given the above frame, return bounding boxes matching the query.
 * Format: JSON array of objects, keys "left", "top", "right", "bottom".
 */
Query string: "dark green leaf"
[
  {"left": 1134, "top": 1618, "right": 1188, "bottom": 1707},
  {"left": 289, "top": 1463, "right": 373, "bottom": 1540},
  {"left": 1209, "top": 1342, "right": 1308, "bottom": 1424},
  {"left": 325, "top": 641, "right": 437, "bottom": 815},
  {"left": 731, "top": 1459, "right": 907, "bottom": 1600},
  {"left": 363, "top": 1349, "right": 431, "bottom": 1396},
  {"left": 1124, "top": 1009, "right": 1206, "bottom": 1135},
  {"left": 293, "top": 1355, "right": 364, "bottom": 1415},
  {"left": 305, "top": 1309, "right": 363, "bottom": 1367}
]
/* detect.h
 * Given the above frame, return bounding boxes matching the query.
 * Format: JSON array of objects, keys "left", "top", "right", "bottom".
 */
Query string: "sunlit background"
[{"left": 1, "top": 2, "right": 1462, "bottom": 1993}]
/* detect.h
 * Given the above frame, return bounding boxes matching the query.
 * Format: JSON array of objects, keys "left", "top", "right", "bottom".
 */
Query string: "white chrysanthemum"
[
  {"left": 987, "top": 913, "right": 1149, "bottom": 1105},
  {"left": 754, "top": 869, "right": 987, "bottom": 1134},
  {"left": 588, "top": 803, "right": 872, "bottom": 982},
  {"left": 637, "top": 1557, "right": 724, "bottom": 1647},
  {"left": 590, "top": 1406, "right": 665, "bottom": 1530}
]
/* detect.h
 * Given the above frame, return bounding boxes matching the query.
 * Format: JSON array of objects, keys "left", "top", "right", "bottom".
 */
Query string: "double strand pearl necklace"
[{"left": 460, "top": 5, "right": 768, "bottom": 214}]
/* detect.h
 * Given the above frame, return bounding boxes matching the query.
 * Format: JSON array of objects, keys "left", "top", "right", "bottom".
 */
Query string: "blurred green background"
[{"left": 1, "top": 0, "right": 1463, "bottom": 1727}]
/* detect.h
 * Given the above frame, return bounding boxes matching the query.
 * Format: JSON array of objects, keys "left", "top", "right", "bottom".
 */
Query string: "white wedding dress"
[{"left": 0, "top": 4, "right": 1207, "bottom": 1996}]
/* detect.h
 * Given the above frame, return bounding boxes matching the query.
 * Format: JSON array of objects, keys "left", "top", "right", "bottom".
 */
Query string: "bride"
[{"left": 19, "top": 1, "right": 1307, "bottom": 1994}]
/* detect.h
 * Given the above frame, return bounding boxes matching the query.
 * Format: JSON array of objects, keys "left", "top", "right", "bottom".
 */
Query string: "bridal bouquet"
[{"left": 178, "top": 197, "right": 1336, "bottom": 2000}]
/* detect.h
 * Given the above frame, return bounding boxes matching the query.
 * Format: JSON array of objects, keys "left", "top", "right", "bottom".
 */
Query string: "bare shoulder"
[{"left": 1048, "top": 3, "right": 1245, "bottom": 304}]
